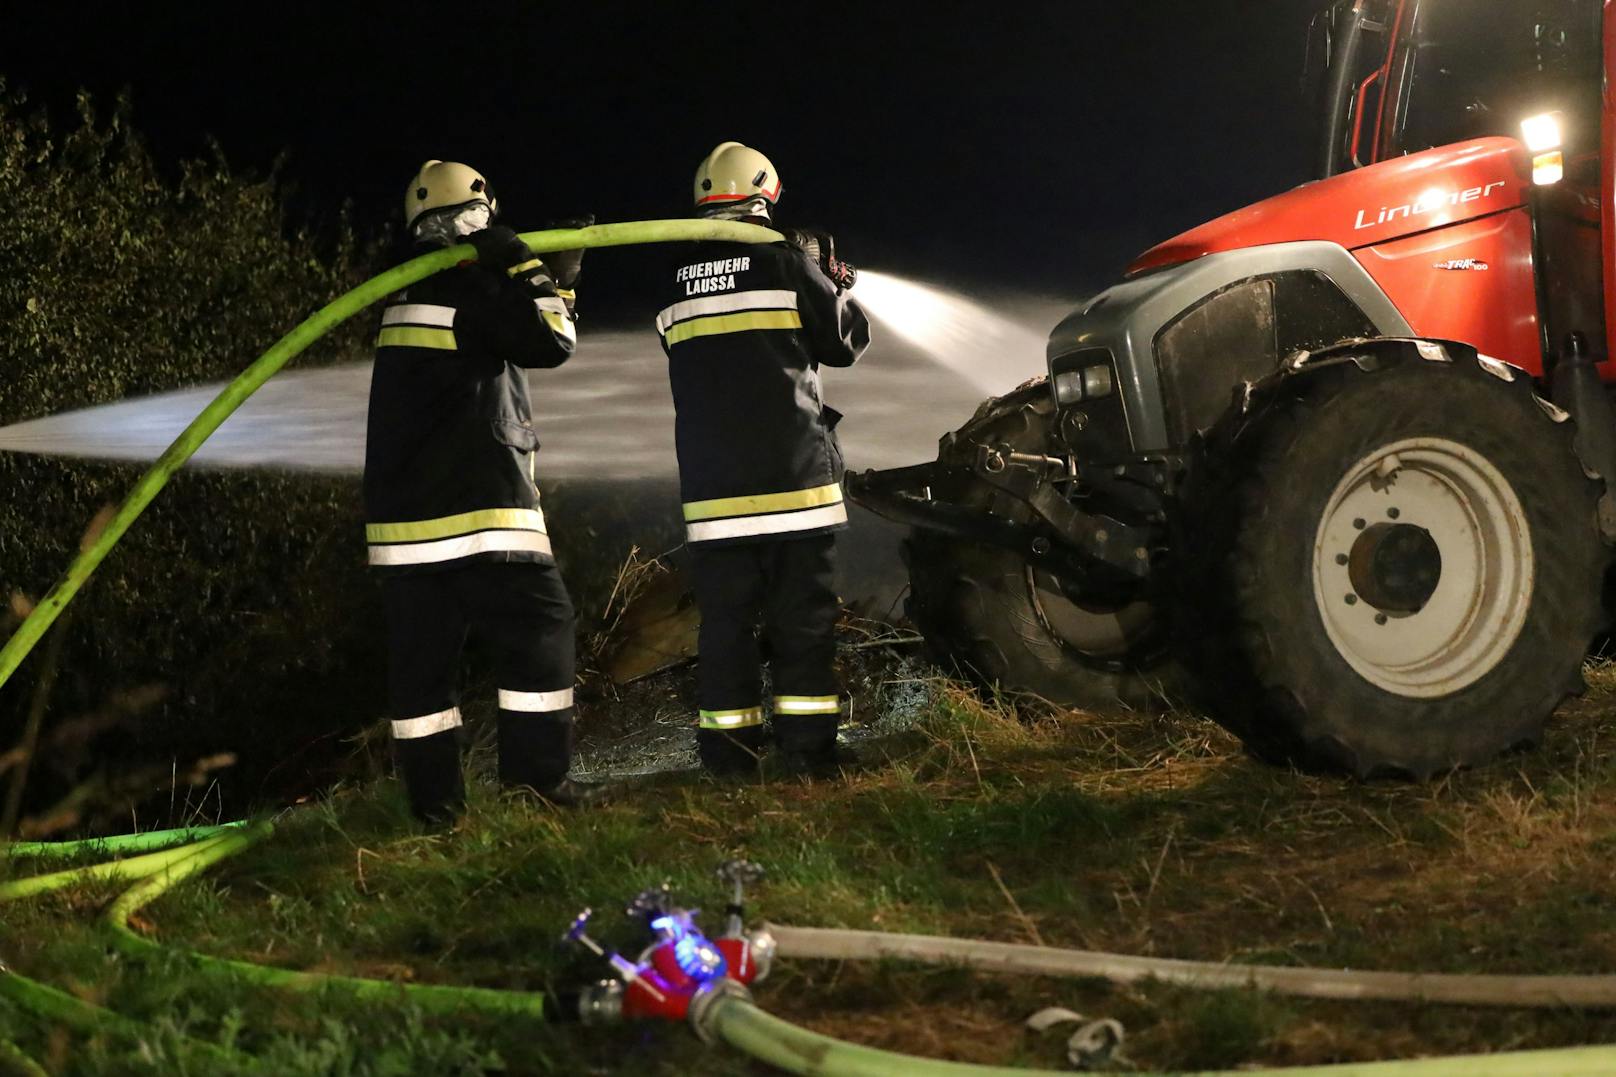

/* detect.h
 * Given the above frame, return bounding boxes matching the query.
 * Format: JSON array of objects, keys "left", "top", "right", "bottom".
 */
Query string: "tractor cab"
[
  {"left": 1313, "top": 0, "right": 1601, "bottom": 177},
  {"left": 1312, "top": 0, "right": 1608, "bottom": 369}
]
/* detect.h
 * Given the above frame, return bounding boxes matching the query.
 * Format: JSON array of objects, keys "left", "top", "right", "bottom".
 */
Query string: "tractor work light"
[
  {"left": 1521, "top": 112, "right": 1564, "bottom": 185},
  {"left": 1521, "top": 112, "right": 1562, "bottom": 152}
]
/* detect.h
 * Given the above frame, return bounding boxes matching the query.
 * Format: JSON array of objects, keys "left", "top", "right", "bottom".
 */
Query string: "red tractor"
[{"left": 848, "top": 0, "right": 1616, "bottom": 777}]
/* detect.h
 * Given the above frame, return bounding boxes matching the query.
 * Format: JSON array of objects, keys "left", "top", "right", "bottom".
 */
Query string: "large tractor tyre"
[
  {"left": 1179, "top": 346, "right": 1610, "bottom": 778},
  {"left": 904, "top": 380, "right": 1181, "bottom": 711}
]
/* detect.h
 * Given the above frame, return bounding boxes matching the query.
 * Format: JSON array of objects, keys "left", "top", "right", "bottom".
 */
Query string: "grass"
[{"left": 8, "top": 660, "right": 1616, "bottom": 1074}]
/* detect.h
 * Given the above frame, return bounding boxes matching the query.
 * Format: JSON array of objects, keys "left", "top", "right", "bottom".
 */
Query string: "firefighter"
[
  {"left": 656, "top": 142, "right": 871, "bottom": 777},
  {"left": 365, "top": 160, "right": 597, "bottom": 823}
]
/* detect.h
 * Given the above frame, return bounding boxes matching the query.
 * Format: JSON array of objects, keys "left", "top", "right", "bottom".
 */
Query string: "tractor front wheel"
[{"left": 1181, "top": 345, "right": 1609, "bottom": 778}]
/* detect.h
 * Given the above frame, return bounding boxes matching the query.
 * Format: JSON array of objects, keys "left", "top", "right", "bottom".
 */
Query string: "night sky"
[{"left": 4, "top": 2, "right": 1322, "bottom": 317}]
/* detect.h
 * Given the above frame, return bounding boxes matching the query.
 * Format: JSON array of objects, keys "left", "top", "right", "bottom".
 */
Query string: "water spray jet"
[{"left": 853, "top": 270, "right": 1050, "bottom": 394}]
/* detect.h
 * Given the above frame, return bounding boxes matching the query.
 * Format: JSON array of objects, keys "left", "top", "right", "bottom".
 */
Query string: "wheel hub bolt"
[
  {"left": 1387, "top": 507, "right": 1401, "bottom": 519},
  {"left": 1375, "top": 613, "right": 1388, "bottom": 625},
  {"left": 1353, "top": 518, "right": 1366, "bottom": 530},
  {"left": 1345, "top": 594, "right": 1358, "bottom": 605}
]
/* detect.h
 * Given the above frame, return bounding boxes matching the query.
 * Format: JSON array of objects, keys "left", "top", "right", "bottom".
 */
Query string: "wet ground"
[{"left": 570, "top": 614, "right": 940, "bottom": 781}]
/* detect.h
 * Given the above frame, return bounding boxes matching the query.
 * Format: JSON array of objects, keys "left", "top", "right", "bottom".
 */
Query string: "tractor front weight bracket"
[{"left": 844, "top": 455, "right": 1154, "bottom": 585}]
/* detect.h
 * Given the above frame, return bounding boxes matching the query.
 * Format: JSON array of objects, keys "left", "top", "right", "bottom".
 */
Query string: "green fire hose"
[
  {"left": 102, "top": 819, "right": 551, "bottom": 1019},
  {"left": 0, "top": 952, "right": 244, "bottom": 1069},
  {"left": 0, "top": 219, "right": 782, "bottom": 699},
  {"left": 0, "top": 1036, "right": 47, "bottom": 1077},
  {"left": 0, "top": 830, "right": 234, "bottom": 902},
  {"left": 2, "top": 821, "right": 246, "bottom": 859}
]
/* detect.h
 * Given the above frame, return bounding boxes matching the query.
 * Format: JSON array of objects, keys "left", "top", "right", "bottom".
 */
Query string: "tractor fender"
[{"left": 1215, "top": 335, "right": 1558, "bottom": 443}]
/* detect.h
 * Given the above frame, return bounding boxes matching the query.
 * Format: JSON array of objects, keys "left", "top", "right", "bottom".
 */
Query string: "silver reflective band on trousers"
[
  {"left": 498, "top": 688, "right": 575, "bottom": 712},
  {"left": 392, "top": 707, "right": 463, "bottom": 740}
]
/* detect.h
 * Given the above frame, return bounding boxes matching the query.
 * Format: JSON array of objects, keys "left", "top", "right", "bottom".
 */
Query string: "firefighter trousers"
[
  {"left": 690, "top": 533, "right": 840, "bottom": 772},
  {"left": 381, "top": 560, "right": 576, "bottom": 821}
]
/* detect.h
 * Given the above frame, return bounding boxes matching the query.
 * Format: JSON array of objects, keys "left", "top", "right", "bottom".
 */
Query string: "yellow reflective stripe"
[
  {"left": 773, "top": 695, "right": 841, "bottom": 715},
  {"left": 377, "top": 326, "right": 457, "bottom": 350},
  {"left": 687, "top": 502, "right": 847, "bottom": 543},
  {"left": 699, "top": 707, "right": 764, "bottom": 730},
  {"left": 555, "top": 287, "right": 576, "bottom": 301},
  {"left": 508, "top": 258, "right": 544, "bottom": 277},
  {"left": 683, "top": 482, "right": 843, "bottom": 522},
  {"left": 663, "top": 309, "right": 802, "bottom": 346},
  {"left": 368, "top": 530, "right": 552, "bottom": 566},
  {"left": 366, "top": 507, "right": 547, "bottom": 544},
  {"left": 541, "top": 309, "right": 577, "bottom": 343}
]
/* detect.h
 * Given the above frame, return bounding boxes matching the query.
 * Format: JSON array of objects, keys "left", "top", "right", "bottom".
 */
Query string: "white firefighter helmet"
[
  {"left": 693, "top": 142, "right": 782, "bottom": 211},
  {"left": 403, "top": 160, "right": 497, "bottom": 229}
]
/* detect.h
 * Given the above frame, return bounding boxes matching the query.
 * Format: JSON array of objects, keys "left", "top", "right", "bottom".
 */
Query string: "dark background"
[{"left": 2, "top": 1, "right": 1324, "bottom": 316}]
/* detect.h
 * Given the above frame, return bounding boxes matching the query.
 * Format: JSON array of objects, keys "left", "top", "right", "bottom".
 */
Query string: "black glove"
[
  {"left": 780, "top": 227, "right": 858, "bottom": 293},
  {"left": 465, "top": 225, "right": 535, "bottom": 274},
  {"left": 541, "top": 213, "right": 595, "bottom": 289}
]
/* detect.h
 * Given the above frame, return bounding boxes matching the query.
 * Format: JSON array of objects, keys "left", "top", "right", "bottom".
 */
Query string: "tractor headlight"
[{"left": 1053, "top": 359, "right": 1116, "bottom": 406}]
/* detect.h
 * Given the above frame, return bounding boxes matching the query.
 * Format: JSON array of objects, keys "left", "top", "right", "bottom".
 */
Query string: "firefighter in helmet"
[
  {"left": 655, "top": 142, "right": 872, "bottom": 777},
  {"left": 365, "top": 160, "right": 598, "bottom": 823}
]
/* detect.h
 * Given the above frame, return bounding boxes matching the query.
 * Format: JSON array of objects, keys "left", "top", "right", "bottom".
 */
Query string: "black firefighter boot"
[
  {"left": 396, "top": 732, "right": 467, "bottom": 828},
  {"left": 498, "top": 712, "right": 615, "bottom": 809},
  {"left": 773, "top": 713, "right": 842, "bottom": 779},
  {"left": 697, "top": 725, "right": 769, "bottom": 779}
]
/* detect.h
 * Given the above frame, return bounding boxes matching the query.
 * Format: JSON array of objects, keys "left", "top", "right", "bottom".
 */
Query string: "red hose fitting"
[{"left": 620, "top": 931, "right": 768, "bottom": 1021}]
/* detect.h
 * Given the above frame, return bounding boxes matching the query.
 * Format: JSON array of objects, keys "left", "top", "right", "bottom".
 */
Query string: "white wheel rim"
[{"left": 1311, "top": 437, "right": 1534, "bottom": 698}]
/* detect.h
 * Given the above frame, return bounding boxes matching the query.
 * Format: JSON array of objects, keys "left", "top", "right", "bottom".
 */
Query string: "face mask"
[
  {"left": 701, "top": 198, "right": 771, "bottom": 222},
  {"left": 414, "top": 202, "right": 493, "bottom": 245}
]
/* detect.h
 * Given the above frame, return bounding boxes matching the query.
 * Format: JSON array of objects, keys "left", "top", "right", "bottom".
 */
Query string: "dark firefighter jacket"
[
  {"left": 363, "top": 244, "right": 577, "bottom": 572},
  {"left": 655, "top": 240, "right": 871, "bottom": 546}
]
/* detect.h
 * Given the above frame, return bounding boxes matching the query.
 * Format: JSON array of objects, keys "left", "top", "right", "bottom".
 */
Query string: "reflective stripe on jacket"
[
  {"left": 363, "top": 243, "right": 576, "bottom": 572},
  {"left": 656, "top": 240, "right": 871, "bottom": 546}
]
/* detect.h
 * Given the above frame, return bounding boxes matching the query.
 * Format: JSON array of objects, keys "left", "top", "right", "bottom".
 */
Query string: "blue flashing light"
[{"left": 650, "top": 913, "right": 728, "bottom": 981}]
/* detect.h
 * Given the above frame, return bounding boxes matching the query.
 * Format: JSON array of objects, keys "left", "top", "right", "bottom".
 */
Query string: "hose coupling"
[
  {"left": 745, "top": 927, "right": 777, "bottom": 983},
  {"left": 577, "top": 979, "right": 625, "bottom": 1025},
  {"left": 686, "top": 976, "right": 752, "bottom": 1044}
]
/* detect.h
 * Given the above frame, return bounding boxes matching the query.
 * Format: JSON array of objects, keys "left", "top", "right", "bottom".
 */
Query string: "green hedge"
[{"left": 0, "top": 87, "right": 380, "bottom": 822}]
